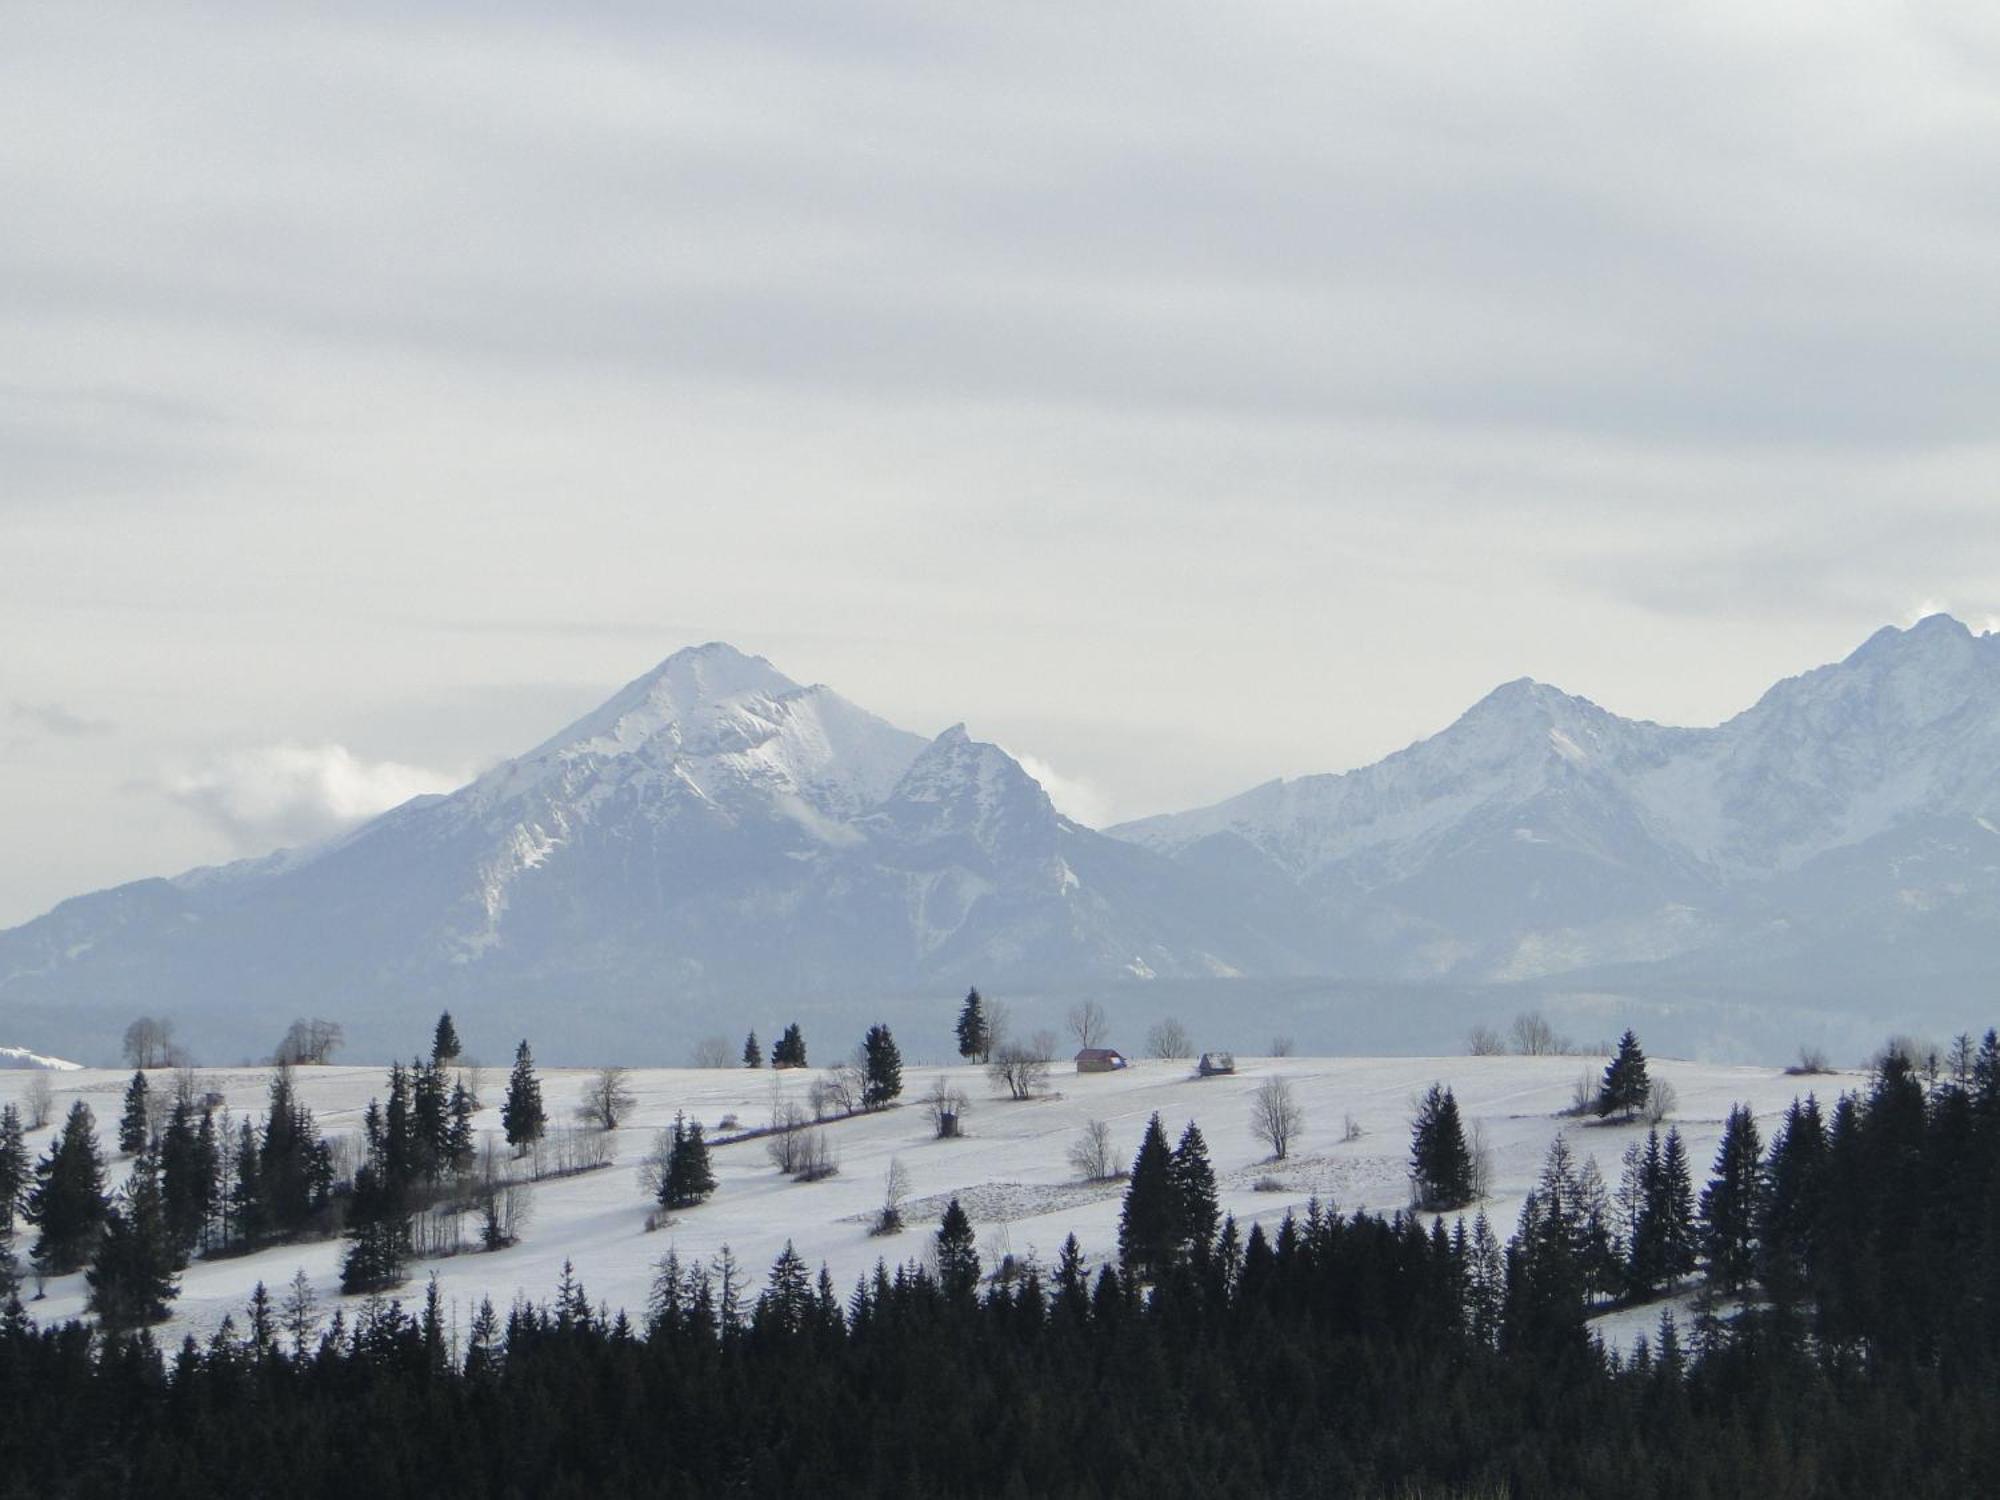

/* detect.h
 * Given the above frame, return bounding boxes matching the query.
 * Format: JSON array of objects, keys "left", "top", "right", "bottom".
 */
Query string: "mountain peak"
[{"left": 520, "top": 643, "right": 800, "bottom": 764}]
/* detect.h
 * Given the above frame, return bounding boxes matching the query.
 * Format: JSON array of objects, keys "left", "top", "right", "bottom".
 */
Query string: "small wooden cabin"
[
  {"left": 1197, "top": 1051, "right": 1236, "bottom": 1077},
  {"left": 1075, "top": 1047, "right": 1128, "bottom": 1074}
]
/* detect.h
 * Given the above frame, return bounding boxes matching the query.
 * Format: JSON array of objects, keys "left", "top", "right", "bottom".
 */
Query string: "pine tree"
[
  {"left": 935, "top": 1198, "right": 981, "bottom": 1299},
  {"left": 771, "top": 1024, "right": 808, "bottom": 1069},
  {"left": 340, "top": 1155, "right": 410, "bottom": 1294},
  {"left": 25, "top": 1100, "right": 107, "bottom": 1274},
  {"left": 1118, "top": 1113, "right": 1178, "bottom": 1281},
  {"left": 661, "top": 1112, "right": 716, "bottom": 1209},
  {"left": 862, "top": 1024, "right": 903, "bottom": 1110},
  {"left": 1698, "top": 1102, "right": 1763, "bottom": 1292},
  {"left": 1169, "top": 1120, "right": 1220, "bottom": 1266},
  {"left": 231, "top": 1117, "right": 265, "bottom": 1248},
  {"left": 259, "top": 1068, "right": 333, "bottom": 1236},
  {"left": 1410, "top": 1082, "right": 1475, "bottom": 1210},
  {"left": 411, "top": 1060, "right": 450, "bottom": 1184},
  {"left": 86, "top": 1147, "right": 178, "bottom": 1331},
  {"left": 0, "top": 1104, "right": 27, "bottom": 1236},
  {"left": 1758, "top": 1094, "right": 1826, "bottom": 1298},
  {"left": 758, "top": 1241, "right": 814, "bottom": 1335},
  {"left": 118, "top": 1070, "right": 151, "bottom": 1156},
  {"left": 158, "top": 1097, "right": 216, "bottom": 1265},
  {"left": 742, "top": 1031, "right": 761, "bottom": 1069},
  {"left": 431, "top": 1011, "right": 462, "bottom": 1066},
  {"left": 1656, "top": 1127, "right": 1697, "bottom": 1286},
  {"left": 955, "top": 988, "right": 990, "bottom": 1062},
  {"left": 445, "top": 1080, "right": 476, "bottom": 1176},
  {"left": 502, "top": 1040, "right": 546, "bottom": 1155},
  {"left": 1597, "top": 1030, "right": 1653, "bottom": 1120}
]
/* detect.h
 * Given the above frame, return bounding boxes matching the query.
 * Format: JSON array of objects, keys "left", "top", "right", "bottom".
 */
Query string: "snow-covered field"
[{"left": 0, "top": 1053, "right": 1859, "bottom": 1348}]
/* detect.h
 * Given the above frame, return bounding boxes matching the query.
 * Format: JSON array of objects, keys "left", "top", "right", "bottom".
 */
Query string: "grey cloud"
[{"left": 10, "top": 701, "right": 114, "bottom": 738}]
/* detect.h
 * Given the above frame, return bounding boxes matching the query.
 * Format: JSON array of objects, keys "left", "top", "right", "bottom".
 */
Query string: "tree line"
[{"left": 5, "top": 1030, "right": 2000, "bottom": 1494}]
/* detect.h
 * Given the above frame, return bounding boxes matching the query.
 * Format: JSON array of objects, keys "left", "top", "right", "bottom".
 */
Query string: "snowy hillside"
[
  {"left": 0, "top": 1044, "right": 81, "bottom": 1071},
  {"left": 0, "top": 1052, "right": 1848, "bottom": 1350}
]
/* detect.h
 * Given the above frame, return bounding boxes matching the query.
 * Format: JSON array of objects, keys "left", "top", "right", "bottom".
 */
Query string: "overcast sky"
[{"left": 4, "top": 2, "right": 2000, "bottom": 927}]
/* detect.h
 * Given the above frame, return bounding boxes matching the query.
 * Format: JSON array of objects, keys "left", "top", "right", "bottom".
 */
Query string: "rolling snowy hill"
[{"left": 0, "top": 1051, "right": 1845, "bottom": 1353}]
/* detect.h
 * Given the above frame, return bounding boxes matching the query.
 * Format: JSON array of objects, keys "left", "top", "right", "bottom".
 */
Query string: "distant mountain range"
[{"left": 5, "top": 617, "right": 1999, "bottom": 1064}]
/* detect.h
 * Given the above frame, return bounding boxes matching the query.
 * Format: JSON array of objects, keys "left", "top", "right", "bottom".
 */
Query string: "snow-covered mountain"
[
  {"left": 1110, "top": 613, "right": 2000, "bottom": 1004},
  {"left": 5, "top": 619, "right": 1997, "bottom": 1066},
  {"left": 0, "top": 645, "right": 1306, "bottom": 1062}
]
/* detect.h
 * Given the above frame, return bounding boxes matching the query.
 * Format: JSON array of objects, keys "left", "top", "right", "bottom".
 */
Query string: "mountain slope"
[
  {"left": 0, "top": 645, "right": 1305, "bottom": 1062},
  {"left": 1110, "top": 614, "right": 2000, "bottom": 999}
]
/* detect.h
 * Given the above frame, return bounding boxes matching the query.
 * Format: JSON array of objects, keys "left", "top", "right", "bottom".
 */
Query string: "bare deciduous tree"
[
  {"left": 1066, "top": 1119, "right": 1117, "bottom": 1181},
  {"left": 122, "top": 1016, "right": 176, "bottom": 1070},
  {"left": 576, "top": 1066, "right": 637, "bottom": 1131},
  {"left": 23, "top": 1071, "right": 54, "bottom": 1130},
  {"left": 1509, "top": 1011, "right": 1571, "bottom": 1057},
  {"left": 274, "top": 1017, "right": 343, "bottom": 1066},
  {"left": 872, "top": 1156, "right": 910, "bottom": 1234},
  {"left": 988, "top": 1041, "right": 1052, "bottom": 1101},
  {"left": 923, "top": 1077, "right": 968, "bottom": 1138},
  {"left": 1643, "top": 1077, "right": 1678, "bottom": 1126},
  {"left": 1251, "top": 1074, "right": 1303, "bottom": 1161},
  {"left": 689, "top": 1035, "right": 733, "bottom": 1069},
  {"left": 1466, "top": 1024, "right": 1505, "bottom": 1056},
  {"left": 1068, "top": 1000, "right": 1108, "bottom": 1050},
  {"left": 1269, "top": 1035, "right": 1295, "bottom": 1058},
  {"left": 1145, "top": 1017, "right": 1193, "bottom": 1060}
]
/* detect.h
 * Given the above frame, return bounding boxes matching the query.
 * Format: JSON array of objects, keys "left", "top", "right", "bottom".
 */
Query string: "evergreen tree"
[
  {"left": 955, "top": 987, "right": 991, "bottom": 1062},
  {"left": 758, "top": 1241, "right": 814, "bottom": 1336},
  {"left": 861, "top": 1024, "right": 903, "bottom": 1110},
  {"left": 935, "top": 1198, "right": 981, "bottom": 1300},
  {"left": 158, "top": 1097, "right": 217, "bottom": 1264},
  {"left": 771, "top": 1023, "right": 808, "bottom": 1069},
  {"left": 1597, "top": 1030, "right": 1652, "bottom": 1120},
  {"left": 445, "top": 1080, "right": 477, "bottom": 1177},
  {"left": 259, "top": 1068, "right": 333, "bottom": 1235},
  {"left": 742, "top": 1031, "right": 761, "bottom": 1069},
  {"left": 25, "top": 1100, "right": 107, "bottom": 1274},
  {"left": 118, "top": 1070, "right": 151, "bottom": 1156},
  {"left": 1698, "top": 1102, "right": 1763, "bottom": 1292},
  {"left": 1410, "top": 1082, "right": 1475, "bottom": 1210},
  {"left": 340, "top": 1154, "right": 411, "bottom": 1294},
  {"left": 231, "top": 1117, "right": 265, "bottom": 1248},
  {"left": 411, "top": 1060, "right": 450, "bottom": 1184},
  {"left": 1645, "top": 1127, "right": 1697, "bottom": 1288},
  {"left": 0, "top": 1104, "right": 26, "bottom": 1235},
  {"left": 1758, "top": 1094, "right": 1826, "bottom": 1298},
  {"left": 1169, "top": 1120, "right": 1220, "bottom": 1266},
  {"left": 661, "top": 1112, "right": 716, "bottom": 1209},
  {"left": 86, "top": 1148, "right": 178, "bottom": 1331},
  {"left": 1118, "top": 1113, "right": 1178, "bottom": 1281},
  {"left": 502, "top": 1040, "right": 546, "bottom": 1155},
  {"left": 431, "top": 1011, "right": 462, "bottom": 1066}
]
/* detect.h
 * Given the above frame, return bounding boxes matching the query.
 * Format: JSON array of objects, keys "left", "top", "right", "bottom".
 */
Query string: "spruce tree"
[
  {"left": 862, "top": 1024, "right": 903, "bottom": 1110},
  {"left": 742, "top": 1031, "right": 761, "bottom": 1069},
  {"left": 445, "top": 1080, "right": 476, "bottom": 1176},
  {"left": 0, "top": 1104, "right": 26, "bottom": 1235},
  {"left": 661, "top": 1112, "right": 716, "bottom": 1209},
  {"left": 1758, "top": 1094, "right": 1827, "bottom": 1298},
  {"left": 1698, "top": 1102, "right": 1763, "bottom": 1292},
  {"left": 86, "top": 1148, "right": 178, "bottom": 1331},
  {"left": 771, "top": 1023, "right": 808, "bottom": 1069},
  {"left": 1118, "top": 1113, "right": 1178, "bottom": 1281},
  {"left": 1656, "top": 1127, "right": 1697, "bottom": 1285},
  {"left": 935, "top": 1198, "right": 981, "bottom": 1299},
  {"left": 231, "top": 1117, "right": 265, "bottom": 1248},
  {"left": 431, "top": 1011, "right": 462, "bottom": 1066},
  {"left": 502, "top": 1040, "right": 546, "bottom": 1155},
  {"left": 118, "top": 1070, "right": 151, "bottom": 1156},
  {"left": 1597, "top": 1030, "right": 1652, "bottom": 1120},
  {"left": 260, "top": 1069, "right": 332, "bottom": 1235},
  {"left": 1410, "top": 1082, "right": 1475, "bottom": 1210},
  {"left": 158, "top": 1097, "right": 215, "bottom": 1265},
  {"left": 955, "top": 988, "right": 990, "bottom": 1062},
  {"left": 25, "top": 1100, "right": 107, "bottom": 1274},
  {"left": 1169, "top": 1120, "right": 1220, "bottom": 1266}
]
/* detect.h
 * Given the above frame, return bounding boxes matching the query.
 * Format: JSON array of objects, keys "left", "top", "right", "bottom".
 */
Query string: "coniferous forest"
[{"left": 2, "top": 1040, "right": 1999, "bottom": 1496}]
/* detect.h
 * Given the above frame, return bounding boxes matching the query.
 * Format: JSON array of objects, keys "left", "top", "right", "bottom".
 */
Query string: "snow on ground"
[
  {"left": 0, "top": 1045, "right": 82, "bottom": 1071},
  {"left": 0, "top": 1054, "right": 1860, "bottom": 1349}
]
